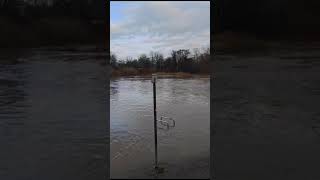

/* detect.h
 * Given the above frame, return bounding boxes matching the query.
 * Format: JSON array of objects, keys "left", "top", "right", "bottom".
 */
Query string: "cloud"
[{"left": 111, "top": 1, "right": 210, "bottom": 59}]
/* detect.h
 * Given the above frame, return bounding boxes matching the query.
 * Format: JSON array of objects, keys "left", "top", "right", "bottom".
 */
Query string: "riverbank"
[
  {"left": 214, "top": 31, "right": 320, "bottom": 55},
  {"left": 111, "top": 68, "right": 209, "bottom": 78}
]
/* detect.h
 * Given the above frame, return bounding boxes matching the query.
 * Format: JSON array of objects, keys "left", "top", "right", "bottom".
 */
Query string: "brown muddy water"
[
  {"left": 0, "top": 47, "right": 107, "bottom": 180},
  {"left": 110, "top": 77, "right": 210, "bottom": 179}
]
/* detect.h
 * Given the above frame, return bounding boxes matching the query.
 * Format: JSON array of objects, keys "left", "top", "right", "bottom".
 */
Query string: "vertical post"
[{"left": 152, "top": 74, "right": 158, "bottom": 169}]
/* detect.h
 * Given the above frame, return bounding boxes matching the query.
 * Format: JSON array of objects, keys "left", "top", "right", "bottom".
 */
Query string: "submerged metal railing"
[{"left": 158, "top": 116, "right": 175, "bottom": 129}]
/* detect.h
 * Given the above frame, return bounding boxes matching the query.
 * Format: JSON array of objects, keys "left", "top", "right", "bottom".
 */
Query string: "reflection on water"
[
  {"left": 0, "top": 47, "right": 107, "bottom": 180},
  {"left": 111, "top": 77, "right": 210, "bottom": 179}
]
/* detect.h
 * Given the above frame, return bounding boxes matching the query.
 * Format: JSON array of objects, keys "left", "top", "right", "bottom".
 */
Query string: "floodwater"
[
  {"left": 213, "top": 43, "right": 320, "bottom": 179},
  {"left": 110, "top": 77, "right": 210, "bottom": 179},
  {"left": 0, "top": 47, "right": 107, "bottom": 180}
]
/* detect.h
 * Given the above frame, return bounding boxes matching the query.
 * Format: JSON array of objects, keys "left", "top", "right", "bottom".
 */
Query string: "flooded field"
[
  {"left": 0, "top": 47, "right": 107, "bottom": 180},
  {"left": 213, "top": 43, "right": 320, "bottom": 179},
  {"left": 110, "top": 77, "right": 210, "bottom": 179}
]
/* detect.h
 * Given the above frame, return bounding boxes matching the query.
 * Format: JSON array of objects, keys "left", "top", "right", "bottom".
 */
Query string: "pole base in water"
[{"left": 154, "top": 166, "right": 165, "bottom": 174}]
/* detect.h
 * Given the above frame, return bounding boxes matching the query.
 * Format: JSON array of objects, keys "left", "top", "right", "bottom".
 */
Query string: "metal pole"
[{"left": 152, "top": 74, "right": 158, "bottom": 169}]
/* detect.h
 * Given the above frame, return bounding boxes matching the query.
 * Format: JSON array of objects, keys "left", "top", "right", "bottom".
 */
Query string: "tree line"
[
  {"left": 0, "top": 0, "right": 104, "bottom": 19},
  {"left": 111, "top": 47, "right": 210, "bottom": 74},
  {"left": 214, "top": 0, "right": 320, "bottom": 37}
]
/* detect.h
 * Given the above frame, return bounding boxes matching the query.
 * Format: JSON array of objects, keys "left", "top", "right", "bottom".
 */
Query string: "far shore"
[
  {"left": 111, "top": 69, "right": 210, "bottom": 78},
  {"left": 0, "top": 16, "right": 105, "bottom": 48},
  {"left": 213, "top": 31, "right": 320, "bottom": 55}
]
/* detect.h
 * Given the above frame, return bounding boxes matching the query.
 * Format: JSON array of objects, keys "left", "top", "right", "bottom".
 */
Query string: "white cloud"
[{"left": 111, "top": 1, "right": 210, "bottom": 59}]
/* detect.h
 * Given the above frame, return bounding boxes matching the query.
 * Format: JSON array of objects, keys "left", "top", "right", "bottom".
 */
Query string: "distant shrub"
[{"left": 112, "top": 67, "right": 139, "bottom": 76}]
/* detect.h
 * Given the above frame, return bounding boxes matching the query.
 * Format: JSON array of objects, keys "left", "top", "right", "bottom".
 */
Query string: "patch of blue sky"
[{"left": 111, "top": 1, "right": 140, "bottom": 23}]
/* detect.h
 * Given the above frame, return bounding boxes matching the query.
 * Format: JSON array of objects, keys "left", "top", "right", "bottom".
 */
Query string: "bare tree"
[
  {"left": 110, "top": 52, "right": 117, "bottom": 68},
  {"left": 192, "top": 48, "right": 200, "bottom": 62}
]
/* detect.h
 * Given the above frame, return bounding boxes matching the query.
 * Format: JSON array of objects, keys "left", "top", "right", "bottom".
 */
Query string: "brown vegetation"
[{"left": 111, "top": 67, "right": 208, "bottom": 78}]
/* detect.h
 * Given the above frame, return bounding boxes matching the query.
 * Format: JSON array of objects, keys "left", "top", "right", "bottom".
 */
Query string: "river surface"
[
  {"left": 213, "top": 43, "right": 320, "bottom": 179},
  {"left": 110, "top": 77, "right": 210, "bottom": 179},
  {"left": 0, "top": 47, "right": 108, "bottom": 180}
]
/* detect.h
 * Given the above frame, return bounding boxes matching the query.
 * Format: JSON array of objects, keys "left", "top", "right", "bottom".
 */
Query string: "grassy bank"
[{"left": 111, "top": 67, "right": 209, "bottom": 78}]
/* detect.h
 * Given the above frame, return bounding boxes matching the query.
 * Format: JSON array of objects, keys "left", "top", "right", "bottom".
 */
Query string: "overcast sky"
[{"left": 111, "top": 1, "right": 210, "bottom": 60}]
